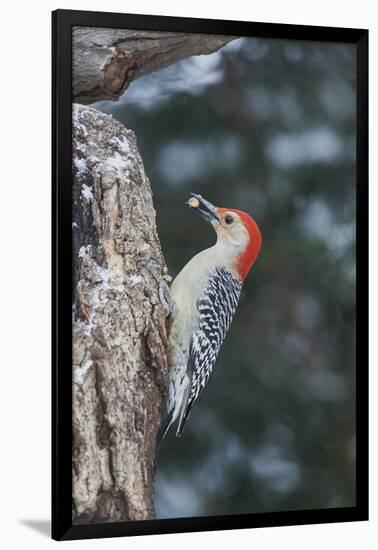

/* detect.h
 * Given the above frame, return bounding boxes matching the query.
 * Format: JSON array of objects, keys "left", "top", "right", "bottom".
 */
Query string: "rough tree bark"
[
  {"left": 72, "top": 29, "right": 234, "bottom": 524},
  {"left": 72, "top": 104, "right": 170, "bottom": 523},
  {"left": 73, "top": 27, "right": 235, "bottom": 103}
]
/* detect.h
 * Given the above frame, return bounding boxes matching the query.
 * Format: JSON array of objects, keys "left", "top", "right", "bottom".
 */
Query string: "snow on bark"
[
  {"left": 72, "top": 103, "right": 169, "bottom": 523},
  {"left": 73, "top": 27, "right": 236, "bottom": 104}
]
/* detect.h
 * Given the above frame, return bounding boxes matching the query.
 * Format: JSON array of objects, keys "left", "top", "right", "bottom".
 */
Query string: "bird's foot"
[{"left": 136, "top": 256, "right": 175, "bottom": 318}]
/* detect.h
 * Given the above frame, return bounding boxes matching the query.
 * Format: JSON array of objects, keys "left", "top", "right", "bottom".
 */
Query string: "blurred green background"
[{"left": 95, "top": 36, "right": 356, "bottom": 518}]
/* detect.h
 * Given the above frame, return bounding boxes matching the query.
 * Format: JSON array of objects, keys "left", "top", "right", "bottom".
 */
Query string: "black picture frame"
[{"left": 52, "top": 9, "right": 369, "bottom": 541}]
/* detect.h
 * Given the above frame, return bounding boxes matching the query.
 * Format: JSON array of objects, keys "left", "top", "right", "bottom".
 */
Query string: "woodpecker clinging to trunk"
[{"left": 160, "top": 193, "right": 262, "bottom": 440}]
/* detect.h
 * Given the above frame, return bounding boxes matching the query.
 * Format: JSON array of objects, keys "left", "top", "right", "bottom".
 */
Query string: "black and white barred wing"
[{"left": 177, "top": 268, "right": 242, "bottom": 435}]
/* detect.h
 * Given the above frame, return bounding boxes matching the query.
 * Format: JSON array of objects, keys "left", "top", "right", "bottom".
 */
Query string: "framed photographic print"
[{"left": 52, "top": 9, "right": 368, "bottom": 541}]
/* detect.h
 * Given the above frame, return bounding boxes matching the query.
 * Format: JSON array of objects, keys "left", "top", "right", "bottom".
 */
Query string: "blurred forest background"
[{"left": 94, "top": 36, "right": 356, "bottom": 518}]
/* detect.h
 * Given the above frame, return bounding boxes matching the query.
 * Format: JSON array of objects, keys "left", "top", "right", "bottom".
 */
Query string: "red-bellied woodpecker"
[{"left": 160, "top": 193, "right": 262, "bottom": 439}]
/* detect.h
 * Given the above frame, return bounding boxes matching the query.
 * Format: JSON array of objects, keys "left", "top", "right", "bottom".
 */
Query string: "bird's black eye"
[{"left": 225, "top": 214, "right": 234, "bottom": 225}]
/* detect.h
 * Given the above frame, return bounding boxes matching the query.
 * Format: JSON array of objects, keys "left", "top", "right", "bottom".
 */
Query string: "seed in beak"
[{"left": 187, "top": 196, "right": 200, "bottom": 209}]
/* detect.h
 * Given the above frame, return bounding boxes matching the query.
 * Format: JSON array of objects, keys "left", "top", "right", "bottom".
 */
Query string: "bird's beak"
[{"left": 186, "top": 193, "right": 220, "bottom": 223}]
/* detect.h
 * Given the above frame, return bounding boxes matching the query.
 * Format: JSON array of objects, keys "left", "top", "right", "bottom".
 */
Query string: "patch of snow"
[
  {"left": 106, "top": 152, "right": 132, "bottom": 176},
  {"left": 72, "top": 109, "right": 89, "bottom": 137},
  {"left": 81, "top": 319, "right": 94, "bottom": 337},
  {"left": 74, "top": 359, "right": 93, "bottom": 384},
  {"left": 81, "top": 183, "right": 93, "bottom": 203},
  {"left": 129, "top": 274, "right": 143, "bottom": 287},
  {"left": 113, "top": 136, "right": 130, "bottom": 154},
  {"left": 91, "top": 288, "right": 101, "bottom": 309},
  {"left": 96, "top": 265, "right": 111, "bottom": 288},
  {"left": 78, "top": 245, "right": 91, "bottom": 258},
  {"left": 75, "top": 255, "right": 129, "bottom": 335},
  {"left": 74, "top": 157, "right": 87, "bottom": 175}
]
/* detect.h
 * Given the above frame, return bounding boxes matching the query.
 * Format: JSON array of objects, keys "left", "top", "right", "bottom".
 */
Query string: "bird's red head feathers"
[{"left": 219, "top": 208, "right": 262, "bottom": 281}]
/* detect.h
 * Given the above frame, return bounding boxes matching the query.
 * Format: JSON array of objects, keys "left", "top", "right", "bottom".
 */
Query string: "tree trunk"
[
  {"left": 72, "top": 104, "right": 170, "bottom": 523},
  {"left": 73, "top": 27, "right": 235, "bottom": 103}
]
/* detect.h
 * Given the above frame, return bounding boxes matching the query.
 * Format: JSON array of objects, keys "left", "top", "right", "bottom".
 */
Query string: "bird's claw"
[{"left": 136, "top": 256, "right": 175, "bottom": 318}]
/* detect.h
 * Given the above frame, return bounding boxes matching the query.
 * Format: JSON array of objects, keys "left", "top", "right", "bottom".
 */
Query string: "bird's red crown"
[{"left": 225, "top": 208, "right": 262, "bottom": 281}]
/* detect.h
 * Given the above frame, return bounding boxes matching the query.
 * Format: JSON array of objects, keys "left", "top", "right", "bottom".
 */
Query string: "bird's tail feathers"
[
  {"left": 156, "top": 407, "right": 173, "bottom": 453},
  {"left": 175, "top": 388, "right": 193, "bottom": 437}
]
